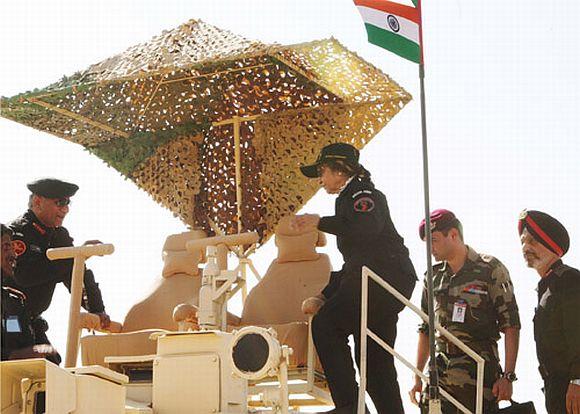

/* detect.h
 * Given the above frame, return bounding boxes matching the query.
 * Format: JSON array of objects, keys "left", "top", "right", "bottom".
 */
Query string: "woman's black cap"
[{"left": 300, "top": 143, "right": 360, "bottom": 178}]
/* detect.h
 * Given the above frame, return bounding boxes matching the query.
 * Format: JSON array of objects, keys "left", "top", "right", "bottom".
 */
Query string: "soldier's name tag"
[
  {"left": 4, "top": 315, "right": 22, "bottom": 333},
  {"left": 452, "top": 300, "right": 467, "bottom": 323}
]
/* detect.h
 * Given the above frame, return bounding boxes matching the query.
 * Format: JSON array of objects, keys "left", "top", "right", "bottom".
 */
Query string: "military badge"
[
  {"left": 12, "top": 240, "right": 27, "bottom": 256},
  {"left": 354, "top": 196, "right": 375, "bottom": 212},
  {"left": 463, "top": 284, "right": 488, "bottom": 295}
]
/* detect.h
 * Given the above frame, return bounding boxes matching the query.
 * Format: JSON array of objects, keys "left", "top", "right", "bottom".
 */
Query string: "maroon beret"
[{"left": 419, "top": 209, "right": 460, "bottom": 240}]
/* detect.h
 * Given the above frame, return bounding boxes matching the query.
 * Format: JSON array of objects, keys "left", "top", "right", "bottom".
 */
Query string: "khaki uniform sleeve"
[
  {"left": 489, "top": 262, "right": 521, "bottom": 331},
  {"left": 418, "top": 276, "right": 429, "bottom": 334}
]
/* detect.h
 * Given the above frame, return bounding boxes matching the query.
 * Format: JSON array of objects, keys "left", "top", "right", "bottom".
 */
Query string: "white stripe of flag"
[
  {"left": 354, "top": 0, "right": 421, "bottom": 63},
  {"left": 356, "top": 5, "right": 420, "bottom": 45}
]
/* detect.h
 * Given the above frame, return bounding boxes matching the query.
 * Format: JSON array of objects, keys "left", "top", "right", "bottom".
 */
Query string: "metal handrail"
[{"left": 358, "top": 266, "right": 484, "bottom": 414}]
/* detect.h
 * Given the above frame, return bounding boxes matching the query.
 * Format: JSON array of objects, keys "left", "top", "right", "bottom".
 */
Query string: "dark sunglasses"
[{"left": 53, "top": 198, "right": 71, "bottom": 207}]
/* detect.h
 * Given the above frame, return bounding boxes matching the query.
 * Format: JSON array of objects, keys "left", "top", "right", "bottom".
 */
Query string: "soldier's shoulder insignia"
[
  {"left": 32, "top": 222, "right": 46, "bottom": 235},
  {"left": 12, "top": 240, "right": 27, "bottom": 256},
  {"left": 353, "top": 196, "right": 375, "bottom": 213},
  {"left": 479, "top": 253, "right": 495, "bottom": 264},
  {"left": 433, "top": 262, "right": 445, "bottom": 271},
  {"left": 351, "top": 189, "right": 373, "bottom": 199}
]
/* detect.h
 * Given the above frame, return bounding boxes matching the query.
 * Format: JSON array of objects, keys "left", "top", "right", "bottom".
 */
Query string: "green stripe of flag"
[
  {"left": 411, "top": 0, "right": 418, "bottom": 6},
  {"left": 364, "top": 23, "right": 420, "bottom": 63}
]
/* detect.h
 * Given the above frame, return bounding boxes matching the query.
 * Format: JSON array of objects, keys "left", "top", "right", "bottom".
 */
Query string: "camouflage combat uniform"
[{"left": 419, "top": 247, "right": 521, "bottom": 413}]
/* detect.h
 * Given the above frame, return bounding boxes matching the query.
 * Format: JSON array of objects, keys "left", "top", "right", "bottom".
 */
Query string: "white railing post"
[
  {"left": 359, "top": 266, "right": 484, "bottom": 414},
  {"left": 358, "top": 269, "right": 369, "bottom": 414}
]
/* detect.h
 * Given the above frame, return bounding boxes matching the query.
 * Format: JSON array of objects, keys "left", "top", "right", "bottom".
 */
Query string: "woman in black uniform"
[{"left": 294, "top": 143, "right": 417, "bottom": 414}]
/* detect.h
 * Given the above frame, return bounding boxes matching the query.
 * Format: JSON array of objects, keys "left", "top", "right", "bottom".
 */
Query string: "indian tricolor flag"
[{"left": 354, "top": 0, "right": 421, "bottom": 63}]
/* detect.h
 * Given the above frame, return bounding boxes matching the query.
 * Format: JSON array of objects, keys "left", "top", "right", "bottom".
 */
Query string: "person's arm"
[
  {"left": 502, "top": 327, "right": 519, "bottom": 374},
  {"left": 409, "top": 332, "right": 430, "bottom": 405},
  {"left": 8, "top": 344, "right": 59, "bottom": 361},
  {"left": 61, "top": 268, "right": 108, "bottom": 326},
  {"left": 492, "top": 327, "right": 519, "bottom": 400},
  {"left": 81, "top": 269, "right": 105, "bottom": 314},
  {"left": 410, "top": 279, "right": 430, "bottom": 405},
  {"left": 488, "top": 261, "right": 521, "bottom": 401},
  {"left": 321, "top": 271, "right": 341, "bottom": 299},
  {"left": 318, "top": 190, "right": 387, "bottom": 240}
]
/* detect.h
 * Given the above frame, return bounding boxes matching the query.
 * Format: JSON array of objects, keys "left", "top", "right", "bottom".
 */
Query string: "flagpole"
[{"left": 417, "top": 0, "right": 441, "bottom": 412}]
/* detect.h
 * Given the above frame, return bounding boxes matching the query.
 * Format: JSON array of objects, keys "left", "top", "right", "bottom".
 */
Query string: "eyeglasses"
[{"left": 53, "top": 198, "right": 71, "bottom": 207}]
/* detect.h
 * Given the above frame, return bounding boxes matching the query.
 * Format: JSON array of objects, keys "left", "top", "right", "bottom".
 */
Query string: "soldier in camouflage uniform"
[{"left": 409, "top": 209, "right": 521, "bottom": 413}]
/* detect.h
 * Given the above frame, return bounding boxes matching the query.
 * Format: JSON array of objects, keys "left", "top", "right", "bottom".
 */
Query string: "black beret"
[
  {"left": 27, "top": 178, "right": 79, "bottom": 199},
  {"left": 419, "top": 209, "right": 461, "bottom": 240},
  {"left": 518, "top": 209, "right": 569, "bottom": 257},
  {"left": 300, "top": 143, "right": 360, "bottom": 178}
]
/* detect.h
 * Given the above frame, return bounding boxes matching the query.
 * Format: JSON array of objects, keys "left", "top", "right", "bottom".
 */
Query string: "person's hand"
[
  {"left": 409, "top": 374, "right": 423, "bottom": 405},
  {"left": 9, "top": 344, "right": 58, "bottom": 360},
  {"left": 290, "top": 214, "right": 320, "bottom": 232},
  {"left": 302, "top": 294, "right": 325, "bottom": 315},
  {"left": 567, "top": 382, "right": 580, "bottom": 414},
  {"left": 97, "top": 312, "right": 111, "bottom": 329},
  {"left": 83, "top": 240, "right": 102, "bottom": 246},
  {"left": 492, "top": 377, "right": 513, "bottom": 401}
]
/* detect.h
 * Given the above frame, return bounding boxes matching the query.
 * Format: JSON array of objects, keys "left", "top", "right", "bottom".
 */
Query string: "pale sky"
[{"left": 1, "top": 1, "right": 579, "bottom": 412}]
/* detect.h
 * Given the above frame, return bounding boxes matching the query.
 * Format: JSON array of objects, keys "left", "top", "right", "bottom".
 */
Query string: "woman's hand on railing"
[
  {"left": 302, "top": 294, "right": 325, "bottom": 315},
  {"left": 290, "top": 214, "right": 320, "bottom": 232}
]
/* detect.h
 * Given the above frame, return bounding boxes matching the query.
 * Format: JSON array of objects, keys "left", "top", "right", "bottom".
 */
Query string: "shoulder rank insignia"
[
  {"left": 352, "top": 189, "right": 372, "bottom": 199},
  {"left": 32, "top": 222, "right": 47, "bottom": 235},
  {"left": 12, "top": 240, "right": 27, "bottom": 256},
  {"left": 354, "top": 196, "right": 375, "bottom": 213}
]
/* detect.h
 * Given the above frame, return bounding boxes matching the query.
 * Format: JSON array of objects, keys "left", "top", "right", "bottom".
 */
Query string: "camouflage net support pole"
[
  {"left": 46, "top": 244, "right": 115, "bottom": 368},
  {"left": 232, "top": 116, "right": 247, "bottom": 302},
  {"left": 233, "top": 116, "right": 244, "bottom": 234},
  {"left": 213, "top": 115, "right": 260, "bottom": 303}
]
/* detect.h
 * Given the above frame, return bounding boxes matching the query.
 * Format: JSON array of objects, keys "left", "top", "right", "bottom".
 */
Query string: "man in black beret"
[
  {"left": 518, "top": 209, "right": 580, "bottom": 414},
  {"left": 8, "top": 178, "right": 110, "bottom": 353}
]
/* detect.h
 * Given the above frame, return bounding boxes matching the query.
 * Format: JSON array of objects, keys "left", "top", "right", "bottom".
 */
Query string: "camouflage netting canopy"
[{"left": 1, "top": 19, "right": 411, "bottom": 243}]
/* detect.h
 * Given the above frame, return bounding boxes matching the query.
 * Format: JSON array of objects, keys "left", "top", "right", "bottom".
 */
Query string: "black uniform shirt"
[
  {"left": 9, "top": 210, "right": 105, "bottom": 317},
  {"left": 317, "top": 177, "right": 416, "bottom": 299},
  {"left": 534, "top": 260, "right": 580, "bottom": 379},
  {"left": 1, "top": 284, "right": 35, "bottom": 360}
]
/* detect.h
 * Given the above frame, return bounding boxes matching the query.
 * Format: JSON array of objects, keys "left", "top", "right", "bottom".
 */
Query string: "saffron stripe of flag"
[{"left": 354, "top": 0, "right": 421, "bottom": 63}]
